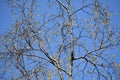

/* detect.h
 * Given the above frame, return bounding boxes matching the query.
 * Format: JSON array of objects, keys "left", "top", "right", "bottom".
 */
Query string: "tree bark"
[{"left": 69, "top": 15, "right": 74, "bottom": 80}]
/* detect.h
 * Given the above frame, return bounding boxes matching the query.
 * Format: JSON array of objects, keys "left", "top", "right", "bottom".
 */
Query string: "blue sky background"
[
  {"left": 0, "top": 0, "right": 120, "bottom": 79},
  {"left": 0, "top": 0, "right": 120, "bottom": 58},
  {"left": 0, "top": 0, "right": 14, "bottom": 35},
  {"left": 0, "top": 0, "right": 120, "bottom": 34},
  {"left": 0, "top": 0, "right": 120, "bottom": 33}
]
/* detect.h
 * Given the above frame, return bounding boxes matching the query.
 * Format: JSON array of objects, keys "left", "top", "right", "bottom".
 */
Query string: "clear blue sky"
[
  {"left": 0, "top": 0, "right": 14, "bottom": 35},
  {"left": 0, "top": 0, "right": 120, "bottom": 79},
  {"left": 0, "top": 0, "right": 119, "bottom": 59},
  {"left": 0, "top": 0, "right": 120, "bottom": 33}
]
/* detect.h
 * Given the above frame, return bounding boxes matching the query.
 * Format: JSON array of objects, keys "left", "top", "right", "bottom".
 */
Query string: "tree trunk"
[{"left": 69, "top": 17, "right": 74, "bottom": 80}]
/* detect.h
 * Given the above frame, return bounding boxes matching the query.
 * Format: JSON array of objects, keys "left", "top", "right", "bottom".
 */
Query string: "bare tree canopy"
[{"left": 0, "top": 0, "right": 120, "bottom": 80}]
